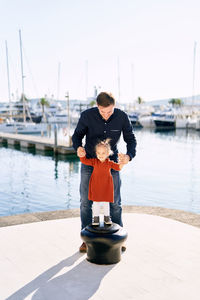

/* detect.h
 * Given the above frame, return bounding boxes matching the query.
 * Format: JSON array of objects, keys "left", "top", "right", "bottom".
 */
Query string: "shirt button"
[{"left": 104, "top": 131, "right": 106, "bottom": 133}]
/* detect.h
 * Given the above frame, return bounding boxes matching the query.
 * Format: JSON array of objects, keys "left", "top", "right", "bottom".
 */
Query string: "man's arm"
[
  {"left": 122, "top": 113, "right": 137, "bottom": 161},
  {"left": 72, "top": 112, "right": 88, "bottom": 151}
]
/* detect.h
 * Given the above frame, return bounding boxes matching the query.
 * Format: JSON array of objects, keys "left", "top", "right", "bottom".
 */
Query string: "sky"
[{"left": 0, "top": 0, "right": 200, "bottom": 103}]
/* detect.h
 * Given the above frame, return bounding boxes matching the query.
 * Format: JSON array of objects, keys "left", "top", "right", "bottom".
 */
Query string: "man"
[{"left": 72, "top": 92, "right": 137, "bottom": 252}]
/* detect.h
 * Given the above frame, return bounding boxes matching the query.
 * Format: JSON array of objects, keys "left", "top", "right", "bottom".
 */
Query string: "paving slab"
[{"left": 0, "top": 213, "right": 200, "bottom": 300}]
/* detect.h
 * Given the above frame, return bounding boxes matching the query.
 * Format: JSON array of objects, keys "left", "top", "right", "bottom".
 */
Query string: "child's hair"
[{"left": 95, "top": 138, "right": 113, "bottom": 156}]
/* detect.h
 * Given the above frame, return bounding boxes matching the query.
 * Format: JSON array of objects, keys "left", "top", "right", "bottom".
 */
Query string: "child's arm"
[
  {"left": 119, "top": 163, "right": 125, "bottom": 170},
  {"left": 109, "top": 153, "right": 127, "bottom": 170},
  {"left": 109, "top": 161, "right": 122, "bottom": 171},
  {"left": 80, "top": 156, "right": 95, "bottom": 166}
]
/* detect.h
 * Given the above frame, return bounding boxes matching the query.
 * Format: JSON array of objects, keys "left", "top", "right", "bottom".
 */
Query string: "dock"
[{"left": 0, "top": 132, "right": 76, "bottom": 154}]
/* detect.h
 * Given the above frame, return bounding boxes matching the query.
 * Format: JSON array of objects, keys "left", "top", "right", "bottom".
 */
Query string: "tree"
[
  {"left": 19, "top": 93, "right": 30, "bottom": 121},
  {"left": 89, "top": 100, "right": 96, "bottom": 107},
  {"left": 19, "top": 93, "right": 28, "bottom": 102},
  {"left": 40, "top": 97, "right": 49, "bottom": 122},
  {"left": 137, "top": 96, "right": 144, "bottom": 104},
  {"left": 169, "top": 98, "right": 183, "bottom": 107}
]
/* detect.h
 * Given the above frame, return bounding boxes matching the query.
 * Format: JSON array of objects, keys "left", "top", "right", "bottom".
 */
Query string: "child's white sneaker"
[
  {"left": 92, "top": 216, "right": 100, "bottom": 226},
  {"left": 104, "top": 216, "right": 112, "bottom": 225}
]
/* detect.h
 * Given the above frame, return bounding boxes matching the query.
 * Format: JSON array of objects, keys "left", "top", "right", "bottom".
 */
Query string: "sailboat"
[{"left": 0, "top": 31, "right": 47, "bottom": 134}]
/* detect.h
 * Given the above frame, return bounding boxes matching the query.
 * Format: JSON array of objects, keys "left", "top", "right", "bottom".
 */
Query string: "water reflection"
[
  {"left": 154, "top": 128, "right": 200, "bottom": 140},
  {"left": 0, "top": 142, "right": 78, "bottom": 161},
  {"left": 53, "top": 153, "right": 79, "bottom": 180}
]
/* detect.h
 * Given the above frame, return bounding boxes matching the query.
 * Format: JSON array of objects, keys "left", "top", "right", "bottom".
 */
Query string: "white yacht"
[
  {"left": 0, "top": 120, "right": 47, "bottom": 134},
  {"left": 47, "top": 111, "right": 68, "bottom": 123},
  {"left": 153, "top": 113, "right": 176, "bottom": 129},
  {"left": 187, "top": 116, "right": 198, "bottom": 129},
  {"left": 175, "top": 117, "right": 188, "bottom": 129},
  {"left": 139, "top": 114, "right": 155, "bottom": 128},
  {"left": 196, "top": 118, "right": 200, "bottom": 130}
]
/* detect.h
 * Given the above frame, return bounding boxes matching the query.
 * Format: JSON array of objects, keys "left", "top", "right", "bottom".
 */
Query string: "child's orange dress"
[{"left": 80, "top": 157, "right": 121, "bottom": 203}]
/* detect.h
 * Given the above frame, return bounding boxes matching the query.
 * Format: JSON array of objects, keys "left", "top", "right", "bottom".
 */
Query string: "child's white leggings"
[{"left": 92, "top": 201, "right": 110, "bottom": 217}]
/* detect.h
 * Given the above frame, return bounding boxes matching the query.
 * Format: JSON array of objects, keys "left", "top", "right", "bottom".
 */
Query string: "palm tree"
[
  {"left": 19, "top": 93, "right": 30, "bottom": 121},
  {"left": 40, "top": 97, "right": 49, "bottom": 122},
  {"left": 19, "top": 93, "right": 28, "bottom": 103},
  {"left": 169, "top": 98, "right": 183, "bottom": 107},
  {"left": 89, "top": 100, "right": 96, "bottom": 107},
  {"left": 137, "top": 96, "right": 144, "bottom": 105}
]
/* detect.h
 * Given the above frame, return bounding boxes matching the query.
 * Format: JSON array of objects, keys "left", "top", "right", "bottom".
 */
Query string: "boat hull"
[{"left": 154, "top": 120, "right": 175, "bottom": 129}]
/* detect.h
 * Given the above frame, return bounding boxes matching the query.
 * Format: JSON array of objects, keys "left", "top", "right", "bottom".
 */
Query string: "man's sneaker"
[
  {"left": 79, "top": 242, "right": 86, "bottom": 253},
  {"left": 104, "top": 216, "right": 112, "bottom": 225},
  {"left": 92, "top": 216, "right": 100, "bottom": 226}
]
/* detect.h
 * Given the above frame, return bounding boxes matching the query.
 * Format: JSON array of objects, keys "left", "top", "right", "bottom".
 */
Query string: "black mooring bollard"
[{"left": 81, "top": 222, "right": 128, "bottom": 265}]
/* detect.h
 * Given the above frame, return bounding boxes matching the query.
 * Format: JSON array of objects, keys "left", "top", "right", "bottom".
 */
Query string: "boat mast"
[
  {"left": 192, "top": 41, "right": 197, "bottom": 110},
  {"left": 131, "top": 63, "right": 134, "bottom": 110},
  {"left": 65, "top": 91, "right": 71, "bottom": 145},
  {"left": 5, "top": 40, "right": 12, "bottom": 120},
  {"left": 117, "top": 57, "right": 121, "bottom": 103},
  {"left": 85, "top": 60, "right": 88, "bottom": 100},
  {"left": 57, "top": 62, "right": 61, "bottom": 100},
  {"left": 19, "top": 29, "right": 26, "bottom": 122}
]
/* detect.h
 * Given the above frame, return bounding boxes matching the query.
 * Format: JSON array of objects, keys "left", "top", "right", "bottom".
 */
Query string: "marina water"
[{"left": 0, "top": 128, "right": 200, "bottom": 217}]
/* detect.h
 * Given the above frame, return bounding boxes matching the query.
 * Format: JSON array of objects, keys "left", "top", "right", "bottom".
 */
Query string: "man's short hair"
[{"left": 96, "top": 92, "right": 115, "bottom": 107}]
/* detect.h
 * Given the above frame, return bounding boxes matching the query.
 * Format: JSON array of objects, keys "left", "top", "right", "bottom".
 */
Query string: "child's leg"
[
  {"left": 92, "top": 201, "right": 100, "bottom": 217},
  {"left": 103, "top": 202, "right": 112, "bottom": 224},
  {"left": 92, "top": 202, "right": 100, "bottom": 225},
  {"left": 103, "top": 202, "right": 110, "bottom": 216}
]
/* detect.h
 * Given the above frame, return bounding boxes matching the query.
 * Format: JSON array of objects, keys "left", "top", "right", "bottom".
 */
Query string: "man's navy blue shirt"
[{"left": 72, "top": 107, "right": 137, "bottom": 162}]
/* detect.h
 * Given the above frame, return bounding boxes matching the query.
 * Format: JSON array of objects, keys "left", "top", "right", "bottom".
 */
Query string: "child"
[{"left": 79, "top": 139, "right": 124, "bottom": 226}]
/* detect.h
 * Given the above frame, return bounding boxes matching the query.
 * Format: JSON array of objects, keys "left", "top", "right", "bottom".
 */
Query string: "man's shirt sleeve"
[
  {"left": 72, "top": 111, "right": 88, "bottom": 151},
  {"left": 122, "top": 113, "right": 137, "bottom": 160}
]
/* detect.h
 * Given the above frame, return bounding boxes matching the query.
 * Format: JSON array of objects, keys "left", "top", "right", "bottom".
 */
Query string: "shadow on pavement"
[{"left": 6, "top": 251, "right": 115, "bottom": 300}]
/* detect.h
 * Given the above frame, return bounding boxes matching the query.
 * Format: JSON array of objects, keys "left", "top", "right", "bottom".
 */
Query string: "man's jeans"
[{"left": 80, "top": 163, "right": 123, "bottom": 229}]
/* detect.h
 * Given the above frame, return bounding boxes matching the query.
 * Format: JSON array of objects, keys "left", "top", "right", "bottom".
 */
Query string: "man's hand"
[
  {"left": 77, "top": 146, "right": 86, "bottom": 157},
  {"left": 118, "top": 153, "right": 130, "bottom": 164}
]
